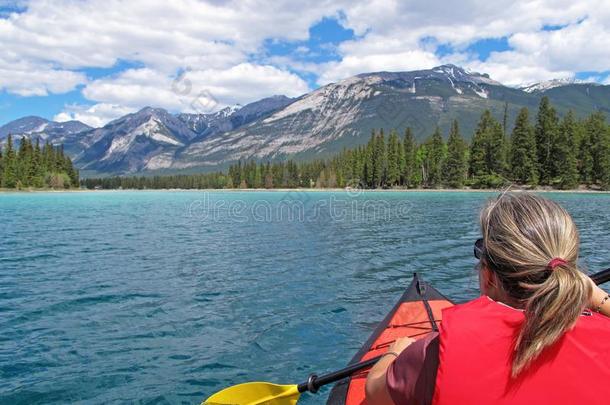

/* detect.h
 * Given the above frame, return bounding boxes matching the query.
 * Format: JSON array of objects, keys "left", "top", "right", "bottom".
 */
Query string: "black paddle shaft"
[
  {"left": 591, "top": 268, "right": 610, "bottom": 285},
  {"left": 297, "top": 355, "right": 382, "bottom": 393},
  {"left": 297, "top": 267, "right": 610, "bottom": 394}
]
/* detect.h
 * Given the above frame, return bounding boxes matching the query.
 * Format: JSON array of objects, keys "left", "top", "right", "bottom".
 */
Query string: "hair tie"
[{"left": 548, "top": 258, "right": 567, "bottom": 270}]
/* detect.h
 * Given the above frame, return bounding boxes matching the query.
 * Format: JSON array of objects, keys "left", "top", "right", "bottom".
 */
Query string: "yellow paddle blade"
[{"left": 202, "top": 382, "right": 301, "bottom": 405}]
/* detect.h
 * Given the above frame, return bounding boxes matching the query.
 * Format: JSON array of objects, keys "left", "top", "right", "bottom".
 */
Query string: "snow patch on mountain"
[
  {"left": 473, "top": 88, "right": 488, "bottom": 98},
  {"left": 518, "top": 78, "right": 594, "bottom": 93}
]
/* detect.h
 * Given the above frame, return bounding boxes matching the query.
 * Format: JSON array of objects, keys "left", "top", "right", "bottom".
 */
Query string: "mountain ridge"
[{"left": 1, "top": 65, "right": 609, "bottom": 175}]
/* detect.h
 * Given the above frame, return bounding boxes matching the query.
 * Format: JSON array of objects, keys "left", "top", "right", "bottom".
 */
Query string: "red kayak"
[{"left": 326, "top": 274, "right": 454, "bottom": 405}]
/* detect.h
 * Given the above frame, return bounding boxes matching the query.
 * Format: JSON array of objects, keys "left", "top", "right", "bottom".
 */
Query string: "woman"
[{"left": 365, "top": 193, "right": 610, "bottom": 404}]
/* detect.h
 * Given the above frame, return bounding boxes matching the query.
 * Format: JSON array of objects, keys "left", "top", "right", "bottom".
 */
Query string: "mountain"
[
  {"left": 177, "top": 95, "right": 293, "bottom": 138},
  {"left": 2, "top": 64, "right": 609, "bottom": 175},
  {"left": 72, "top": 95, "right": 294, "bottom": 173},
  {"left": 175, "top": 65, "right": 610, "bottom": 169},
  {"left": 177, "top": 105, "right": 242, "bottom": 136},
  {"left": 0, "top": 116, "right": 91, "bottom": 143},
  {"left": 519, "top": 78, "right": 590, "bottom": 93},
  {"left": 171, "top": 65, "right": 533, "bottom": 168},
  {"left": 74, "top": 107, "right": 199, "bottom": 173}
]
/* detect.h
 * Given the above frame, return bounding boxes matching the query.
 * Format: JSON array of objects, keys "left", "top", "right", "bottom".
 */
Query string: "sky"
[{"left": 1, "top": 0, "right": 610, "bottom": 127}]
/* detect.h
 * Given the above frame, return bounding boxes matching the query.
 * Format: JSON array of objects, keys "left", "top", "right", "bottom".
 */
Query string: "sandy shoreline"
[{"left": 2, "top": 187, "right": 610, "bottom": 194}]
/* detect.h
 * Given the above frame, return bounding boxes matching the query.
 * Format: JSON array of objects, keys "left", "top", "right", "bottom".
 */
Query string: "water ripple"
[{"left": 0, "top": 191, "right": 608, "bottom": 404}]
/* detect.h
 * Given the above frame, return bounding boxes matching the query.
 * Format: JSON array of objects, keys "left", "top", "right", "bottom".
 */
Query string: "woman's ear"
[{"left": 479, "top": 263, "right": 496, "bottom": 295}]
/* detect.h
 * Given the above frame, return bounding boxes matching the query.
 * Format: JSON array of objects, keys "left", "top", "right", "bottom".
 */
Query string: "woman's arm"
[
  {"left": 589, "top": 277, "right": 610, "bottom": 316},
  {"left": 365, "top": 337, "right": 415, "bottom": 405}
]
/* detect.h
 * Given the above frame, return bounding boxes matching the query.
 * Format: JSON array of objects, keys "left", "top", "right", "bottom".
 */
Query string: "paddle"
[
  {"left": 591, "top": 267, "right": 610, "bottom": 285},
  {"left": 203, "top": 355, "right": 381, "bottom": 405},
  {"left": 202, "top": 267, "right": 610, "bottom": 405}
]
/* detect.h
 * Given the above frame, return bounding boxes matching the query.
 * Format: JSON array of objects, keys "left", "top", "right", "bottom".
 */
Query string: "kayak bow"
[{"left": 326, "top": 273, "right": 454, "bottom": 405}]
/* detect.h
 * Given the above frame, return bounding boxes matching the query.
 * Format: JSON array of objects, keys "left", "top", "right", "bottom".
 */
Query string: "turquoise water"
[{"left": 1, "top": 190, "right": 609, "bottom": 404}]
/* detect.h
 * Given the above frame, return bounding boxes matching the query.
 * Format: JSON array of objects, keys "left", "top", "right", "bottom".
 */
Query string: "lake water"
[{"left": 1, "top": 190, "right": 609, "bottom": 404}]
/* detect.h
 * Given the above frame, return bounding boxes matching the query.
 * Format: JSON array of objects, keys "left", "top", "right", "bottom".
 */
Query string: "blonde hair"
[{"left": 479, "top": 192, "right": 592, "bottom": 377}]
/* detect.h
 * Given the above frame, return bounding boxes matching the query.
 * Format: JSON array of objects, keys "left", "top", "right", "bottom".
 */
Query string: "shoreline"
[{"left": 2, "top": 187, "right": 610, "bottom": 194}]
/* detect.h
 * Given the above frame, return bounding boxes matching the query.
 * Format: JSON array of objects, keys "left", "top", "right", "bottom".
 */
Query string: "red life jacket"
[{"left": 432, "top": 296, "right": 610, "bottom": 405}]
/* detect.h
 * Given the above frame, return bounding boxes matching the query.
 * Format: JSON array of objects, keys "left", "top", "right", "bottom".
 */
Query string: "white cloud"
[
  {"left": 0, "top": 59, "right": 86, "bottom": 96},
  {"left": 319, "top": 39, "right": 440, "bottom": 84},
  {"left": 319, "top": 0, "right": 610, "bottom": 86},
  {"left": 4, "top": 0, "right": 610, "bottom": 126},
  {"left": 83, "top": 64, "right": 309, "bottom": 112},
  {"left": 54, "top": 103, "right": 136, "bottom": 128},
  {"left": 54, "top": 64, "right": 309, "bottom": 125},
  {"left": 2, "top": 0, "right": 336, "bottom": 124},
  {"left": 0, "top": 0, "right": 344, "bottom": 72}
]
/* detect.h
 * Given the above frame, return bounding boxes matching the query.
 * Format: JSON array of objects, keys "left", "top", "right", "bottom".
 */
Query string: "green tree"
[
  {"left": 254, "top": 163, "right": 262, "bottom": 188},
  {"left": 2, "top": 135, "right": 18, "bottom": 188},
  {"left": 469, "top": 110, "right": 507, "bottom": 188},
  {"left": 31, "top": 138, "right": 45, "bottom": 187},
  {"left": 509, "top": 108, "right": 538, "bottom": 185},
  {"left": 443, "top": 120, "right": 467, "bottom": 188},
  {"left": 372, "top": 129, "right": 387, "bottom": 187},
  {"left": 502, "top": 101, "right": 509, "bottom": 136},
  {"left": 386, "top": 130, "right": 401, "bottom": 186},
  {"left": 535, "top": 97, "right": 559, "bottom": 184},
  {"left": 553, "top": 111, "right": 580, "bottom": 189},
  {"left": 414, "top": 144, "right": 427, "bottom": 187},
  {"left": 469, "top": 114, "right": 489, "bottom": 180},
  {"left": 402, "top": 127, "right": 416, "bottom": 187},
  {"left": 584, "top": 112, "right": 609, "bottom": 186},
  {"left": 488, "top": 119, "right": 508, "bottom": 176},
  {"left": 264, "top": 162, "right": 273, "bottom": 188},
  {"left": 364, "top": 131, "right": 375, "bottom": 187},
  {"left": 0, "top": 144, "right": 3, "bottom": 186},
  {"left": 425, "top": 127, "right": 445, "bottom": 188}
]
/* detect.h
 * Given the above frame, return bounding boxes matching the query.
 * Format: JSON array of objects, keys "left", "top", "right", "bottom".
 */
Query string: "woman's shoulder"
[{"left": 386, "top": 332, "right": 439, "bottom": 405}]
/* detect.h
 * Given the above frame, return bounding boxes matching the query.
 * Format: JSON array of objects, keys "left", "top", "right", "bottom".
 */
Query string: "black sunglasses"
[{"left": 474, "top": 238, "right": 485, "bottom": 260}]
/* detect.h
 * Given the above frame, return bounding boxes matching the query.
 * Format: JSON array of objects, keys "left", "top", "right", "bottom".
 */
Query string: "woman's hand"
[
  {"left": 365, "top": 337, "right": 416, "bottom": 405},
  {"left": 387, "top": 337, "right": 415, "bottom": 356},
  {"left": 587, "top": 276, "right": 610, "bottom": 315}
]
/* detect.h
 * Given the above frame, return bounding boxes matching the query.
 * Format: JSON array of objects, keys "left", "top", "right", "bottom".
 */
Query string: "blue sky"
[{"left": 1, "top": 0, "right": 609, "bottom": 127}]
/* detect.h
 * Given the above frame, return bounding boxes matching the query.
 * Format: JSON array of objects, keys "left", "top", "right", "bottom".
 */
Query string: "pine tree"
[
  {"left": 443, "top": 120, "right": 467, "bottom": 188},
  {"left": 579, "top": 121, "right": 594, "bottom": 185},
  {"left": 509, "top": 108, "right": 538, "bottom": 185},
  {"left": 2, "top": 135, "right": 17, "bottom": 188},
  {"left": 468, "top": 110, "right": 507, "bottom": 188},
  {"left": 403, "top": 127, "right": 416, "bottom": 187},
  {"left": 583, "top": 112, "right": 609, "bottom": 186},
  {"left": 604, "top": 128, "right": 610, "bottom": 190},
  {"left": 414, "top": 144, "right": 427, "bottom": 187},
  {"left": 469, "top": 111, "right": 493, "bottom": 179},
  {"left": 553, "top": 111, "right": 580, "bottom": 189},
  {"left": 488, "top": 119, "right": 508, "bottom": 176},
  {"left": 372, "top": 129, "right": 387, "bottom": 188},
  {"left": 502, "top": 101, "right": 509, "bottom": 136},
  {"left": 535, "top": 97, "right": 559, "bottom": 184},
  {"left": 264, "top": 162, "right": 273, "bottom": 188},
  {"left": 364, "top": 131, "right": 376, "bottom": 187},
  {"left": 0, "top": 144, "right": 3, "bottom": 186},
  {"left": 31, "top": 138, "right": 44, "bottom": 187},
  {"left": 254, "top": 163, "right": 262, "bottom": 188},
  {"left": 386, "top": 130, "right": 401, "bottom": 186},
  {"left": 425, "top": 127, "right": 445, "bottom": 188}
]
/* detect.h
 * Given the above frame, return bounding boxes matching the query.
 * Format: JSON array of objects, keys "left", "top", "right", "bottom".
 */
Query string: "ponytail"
[
  {"left": 479, "top": 193, "right": 592, "bottom": 377},
  {"left": 512, "top": 262, "right": 590, "bottom": 377}
]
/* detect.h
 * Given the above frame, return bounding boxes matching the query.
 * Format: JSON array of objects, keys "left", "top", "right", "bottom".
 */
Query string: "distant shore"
[{"left": 2, "top": 187, "right": 610, "bottom": 194}]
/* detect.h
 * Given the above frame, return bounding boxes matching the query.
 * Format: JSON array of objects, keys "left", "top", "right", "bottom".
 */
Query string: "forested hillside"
[
  {"left": 0, "top": 135, "right": 79, "bottom": 189},
  {"left": 83, "top": 97, "right": 610, "bottom": 191}
]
